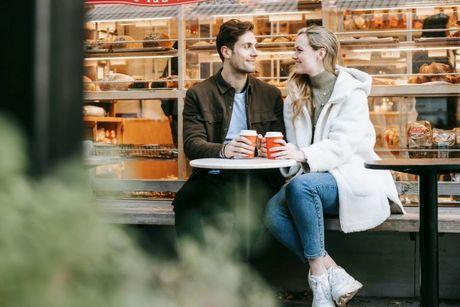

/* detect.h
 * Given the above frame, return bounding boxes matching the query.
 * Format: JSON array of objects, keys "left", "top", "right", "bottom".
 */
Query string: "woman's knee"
[{"left": 285, "top": 174, "right": 318, "bottom": 201}]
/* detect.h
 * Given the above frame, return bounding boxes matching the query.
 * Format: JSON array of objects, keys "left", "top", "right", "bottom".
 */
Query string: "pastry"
[
  {"left": 389, "top": 14, "right": 399, "bottom": 28},
  {"left": 191, "top": 41, "right": 213, "bottom": 47},
  {"left": 372, "top": 13, "right": 385, "bottom": 29},
  {"left": 384, "top": 127, "right": 399, "bottom": 146},
  {"left": 432, "top": 128, "right": 455, "bottom": 146},
  {"left": 373, "top": 77, "right": 395, "bottom": 85},
  {"left": 407, "top": 121, "right": 433, "bottom": 148},
  {"left": 261, "top": 38, "right": 272, "bottom": 43},
  {"left": 273, "top": 36, "right": 290, "bottom": 43},
  {"left": 130, "top": 76, "right": 150, "bottom": 89},
  {"left": 143, "top": 33, "right": 174, "bottom": 48},
  {"left": 99, "top": 73, "right": 134, "bottom": 91},
  {"left": 113, "top": 35, "right": 142, "bottom": 49},
  {"left": 83, "top": 105, "right": 105, "bottom": 117},
  {"left": 454, "top": 128, "right": 460, "bottom": 144},
  {"left": 343, "top": 16, "right": 356, "bottom": 31},
  {"left": 413, "top": 20, "right": 424, "bottom": 30},
  {"left": 83, "top": 76, "right": 96, "bottom": 92},
  {"left": 353, "top": 15, "right": 367, "bottom": 30}
]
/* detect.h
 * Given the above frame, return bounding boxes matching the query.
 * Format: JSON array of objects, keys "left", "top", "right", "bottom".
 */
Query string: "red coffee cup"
[
  {"left": 265, "top": 132, "right": 284, "bottom": 159},
  {"left": 240, "top": 130, "right": 257, "bottom": 158}
]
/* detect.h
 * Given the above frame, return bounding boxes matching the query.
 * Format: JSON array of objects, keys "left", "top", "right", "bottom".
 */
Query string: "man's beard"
[{"left": 231, "top": 59, "right": 256, "bottom": 74}]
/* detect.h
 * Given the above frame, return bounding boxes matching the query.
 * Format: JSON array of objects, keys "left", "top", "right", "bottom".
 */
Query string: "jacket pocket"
[{"left": 337, "top": 163, "right": 376, "bottom": 196}]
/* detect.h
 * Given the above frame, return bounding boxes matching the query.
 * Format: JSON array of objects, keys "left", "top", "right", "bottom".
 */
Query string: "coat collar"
[
  {"left": 328, "top": 65, "right": 372, "bottom": 105},
  {"left": 214, "top": 68, "right": 253, "bottom": 95}
]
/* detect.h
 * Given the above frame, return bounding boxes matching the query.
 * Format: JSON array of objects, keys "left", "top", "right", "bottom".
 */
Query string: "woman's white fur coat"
[{"left": 281, "top": 66, "right": 405, "bottom": 233}]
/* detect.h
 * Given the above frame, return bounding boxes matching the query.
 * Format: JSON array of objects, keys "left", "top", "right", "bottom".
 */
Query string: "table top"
[
  {"left": 190, "top": 158, "right": 297, "bottom": 170},
  {"left": 365, "top": 158, "right": 460, "bottom": 173}
]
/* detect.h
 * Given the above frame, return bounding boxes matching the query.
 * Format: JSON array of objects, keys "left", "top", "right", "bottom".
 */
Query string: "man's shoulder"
[{"left": 251, "top": 77, "right": 281, "bottom": 95}]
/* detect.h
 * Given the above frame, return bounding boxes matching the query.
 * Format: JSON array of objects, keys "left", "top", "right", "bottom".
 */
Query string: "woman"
[{"left": 262, "top": 26, "right": 405, "bottom": 307}]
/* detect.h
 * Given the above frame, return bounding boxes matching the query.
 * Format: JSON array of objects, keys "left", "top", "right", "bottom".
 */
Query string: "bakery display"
[{"left": 408, "top": 62, "right": 458, "bottom": 84}]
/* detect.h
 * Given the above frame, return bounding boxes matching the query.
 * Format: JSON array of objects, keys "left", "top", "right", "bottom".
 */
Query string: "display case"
[
  {"left": 184, "top": 1, "right": 322, "bottom": 88},
  {"left": 82, "top": 0, "right": 322, "bottom": 201},
  {"left": 323, "top": 0, "right": 460, "bottom": 206}
]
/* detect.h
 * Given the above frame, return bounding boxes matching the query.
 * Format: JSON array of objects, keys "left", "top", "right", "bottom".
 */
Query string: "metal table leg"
[
  {"left": 244, "top": 171, "right": 251, "bottom": 259},
  {"left": 419, "top": 170, "right": 439, "bottom": 307}
]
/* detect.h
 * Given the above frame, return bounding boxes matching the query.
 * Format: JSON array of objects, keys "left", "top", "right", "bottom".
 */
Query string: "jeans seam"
[{"left": 302, "top": 187, "right": 325, "bottom": 260}]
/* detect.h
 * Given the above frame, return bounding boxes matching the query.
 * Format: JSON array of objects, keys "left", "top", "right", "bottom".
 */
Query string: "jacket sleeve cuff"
[{"left": 300, "top": 146, "right": 321, "bottom": 173}]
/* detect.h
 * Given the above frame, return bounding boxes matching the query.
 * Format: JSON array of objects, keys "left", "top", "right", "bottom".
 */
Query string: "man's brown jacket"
[{"left": 183, "top": 69, "right": 285, "bottom": 160}]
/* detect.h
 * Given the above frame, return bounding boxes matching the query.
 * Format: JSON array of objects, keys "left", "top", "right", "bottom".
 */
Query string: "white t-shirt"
[{"left": 225, "top": 90, "right": 247, "bottom": 143}]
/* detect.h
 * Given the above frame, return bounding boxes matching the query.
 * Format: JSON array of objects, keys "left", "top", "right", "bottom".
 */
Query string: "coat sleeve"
[
  {"left": 183, "top": 89, "right": 223, "bottom": 160},
  {"left": 269, "top": 88, "right": 286, "bottom": 135},
  {"left": 301, "top": 89, "right": 373, "bottom": 172},
  {"left": 280, "top": 96, "right": 302, "bottom": 177}
]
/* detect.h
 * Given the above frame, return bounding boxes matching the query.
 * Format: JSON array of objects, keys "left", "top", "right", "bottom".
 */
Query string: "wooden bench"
[
  {"left": 95, "top": 179, "right": 460, "bottom": 233},
  {"left": 98, "top": 199, "right": 460, "bottom": 233}
]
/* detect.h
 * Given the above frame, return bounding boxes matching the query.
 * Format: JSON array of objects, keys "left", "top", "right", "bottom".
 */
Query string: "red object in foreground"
[{"left": 85, "top": 0, "right": 204, "bottom": 6}]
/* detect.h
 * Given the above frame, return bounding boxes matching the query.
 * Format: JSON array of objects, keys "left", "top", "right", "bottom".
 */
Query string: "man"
[{"left": 173, "top": 19, "right": 285, "bottom": 243}]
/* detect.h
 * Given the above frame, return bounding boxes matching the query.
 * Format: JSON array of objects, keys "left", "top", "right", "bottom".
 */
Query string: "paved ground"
[{"left": 282, "top": 296, "right": 460, "bottom": 306}]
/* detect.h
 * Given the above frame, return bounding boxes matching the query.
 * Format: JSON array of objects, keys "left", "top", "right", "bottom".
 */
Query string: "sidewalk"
[{"left": 283, "top": 296, "right": 460, "bottom": 306}]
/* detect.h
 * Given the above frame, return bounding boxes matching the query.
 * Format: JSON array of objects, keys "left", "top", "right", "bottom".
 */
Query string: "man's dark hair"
[{"left": 216, "top": 19, "right": 254, "bottom": 62}]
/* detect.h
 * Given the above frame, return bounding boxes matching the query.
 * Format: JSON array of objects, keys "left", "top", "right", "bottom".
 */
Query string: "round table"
[
  {"left": 365, "top": 158, "right": 460, "bottom": 307},
  {"left": 190, "top": 158, "right": 297, "bottom": 257}
]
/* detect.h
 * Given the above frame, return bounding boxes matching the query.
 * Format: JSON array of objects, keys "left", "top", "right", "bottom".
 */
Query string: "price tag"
[
  {"left": 342, "top": 50, "right": 371, "bottom": 61},
  {"left": 416, "top": 7, "right": 436, "bottom": 16},
  {"left": 269, "top": 14, "right": 302, "bottom": 22},
  {"left": 381, "top": 51, "right": 400, "bottom": 59},
  {"left": 428, "top": 49, "right": 447, "bottom": 58}
]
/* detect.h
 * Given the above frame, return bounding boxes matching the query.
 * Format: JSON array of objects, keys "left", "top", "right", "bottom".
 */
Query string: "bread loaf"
[
  {"left": 113, "top": 36, "right": 142, "bottom": 49},
  {"left": 99, "top": 73, "right": 134, "bottom": 91},
  {"left": 83, "top": 76, "right": 96, "bottom": 92},
  {"left": 407, "top": 121, "right": 432, "bottom": 148}
]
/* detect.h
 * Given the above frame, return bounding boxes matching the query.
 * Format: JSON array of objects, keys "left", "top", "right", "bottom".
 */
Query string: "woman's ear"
[{"left": 317, "top": 48, "right": 326, "bottom": 61}]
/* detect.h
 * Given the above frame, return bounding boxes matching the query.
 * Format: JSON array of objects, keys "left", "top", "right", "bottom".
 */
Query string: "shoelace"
[
  {"left": 328, "top": 268, "right": 339, "bottom": 286},
  {"left": 310, "top": 277, "right": 331, "bottom": 302}
]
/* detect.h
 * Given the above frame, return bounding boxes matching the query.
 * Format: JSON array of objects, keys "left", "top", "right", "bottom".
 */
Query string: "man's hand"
[
  {"left": 224, "top": 136, "right": 255, "bottom": 158},
  {"left": 269, "top": 139, "right": 305, "bottom": 162},
  {"left": 257, "top": 134, "right": 267, "bottom": 157}
]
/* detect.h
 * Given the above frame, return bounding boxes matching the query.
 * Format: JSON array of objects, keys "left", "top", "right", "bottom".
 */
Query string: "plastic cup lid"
[
  {"left": 265, "top": 131, "right": 283, "bottom": 137},
  {"left": 240, "top": 130, "right": 258, "bottom": 136}
]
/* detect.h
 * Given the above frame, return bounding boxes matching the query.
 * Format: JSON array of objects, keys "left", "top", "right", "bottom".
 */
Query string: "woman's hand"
[
  {"left": 269, "top": 139, "right": 305, "bottom": 162},
  {"left": 257, "top": 134, "right": 267, "bottom": 157}
]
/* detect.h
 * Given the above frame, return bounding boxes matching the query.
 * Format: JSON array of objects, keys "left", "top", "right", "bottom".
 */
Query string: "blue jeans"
[{"left": 264, "top": 172, "right": 339, "bottom": 261}]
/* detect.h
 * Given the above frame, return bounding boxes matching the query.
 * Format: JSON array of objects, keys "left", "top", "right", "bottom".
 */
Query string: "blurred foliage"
[{"left": 0, "top": 115, "right": 278, "bottom": 307}]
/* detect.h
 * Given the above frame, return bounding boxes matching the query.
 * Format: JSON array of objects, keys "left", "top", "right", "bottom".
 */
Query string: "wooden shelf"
[
  {"left": 84, "top": 89, "right": 186, "bottom": 101},
  {"left": 83, "top": 116, "right": 123, "bottom": 123},
  {"left": 370, "top": 84, "right": 460, "bottom": 97}
]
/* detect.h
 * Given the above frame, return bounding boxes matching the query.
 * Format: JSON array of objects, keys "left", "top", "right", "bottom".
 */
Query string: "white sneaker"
[
  {"left": 327, "top": 266, "right": 363, "bottom": 307},
  {"left": 308, "top": 271, "right": 335, "bottom": 307}
]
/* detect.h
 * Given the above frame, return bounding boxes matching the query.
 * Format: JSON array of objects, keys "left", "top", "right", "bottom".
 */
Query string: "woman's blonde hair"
[{"left": 287, "top": 25, "right": 339, "bottom": 120}]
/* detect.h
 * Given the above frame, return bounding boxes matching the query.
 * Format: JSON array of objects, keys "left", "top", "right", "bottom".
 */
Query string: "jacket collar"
[{"left": 214, "top": 68, "right": 253, "bottom": 95}]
